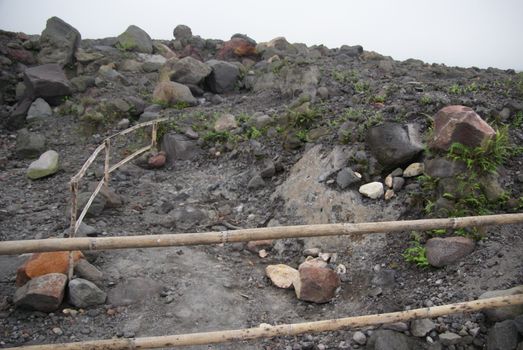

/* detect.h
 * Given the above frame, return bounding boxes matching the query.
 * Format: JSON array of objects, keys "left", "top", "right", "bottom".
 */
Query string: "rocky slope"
[{"left": 1, "top": 17, "right": 523, "bottom": 350}]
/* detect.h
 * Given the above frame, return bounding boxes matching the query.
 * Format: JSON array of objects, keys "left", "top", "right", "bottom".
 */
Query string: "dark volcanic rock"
[
  {"left": 37, "top": 16, "right": 81, "bottom": 67},
  {"left": 161, "top": 133, "right": 201, "bottom": 163},
  {"left": 170, "top": 56, "right": 212, "bottom": 85},
  {"left": 68, "top": 278, "right": 106, "bottom": 308},
  {"left": 487, "top": 320, "right": 518, "bottom": 350},
  {"left": 426, "top": 236, "right": 475, "bottom": 267},
  {"left": 116, "top": 25, "right": 153, "bottom": 53},
  {"left": 24, "top": 64, "right": 72, "bottom": 105},
  {"left": 367, "top": 329, "right": 420, "bottom": 350},
  {"left": 205, "top": 59, "right": 240, "bottom": 94}
]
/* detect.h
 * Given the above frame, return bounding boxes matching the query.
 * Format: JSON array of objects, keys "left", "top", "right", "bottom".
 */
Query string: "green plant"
[
  {"left": 203, "top": 130, "right": 231, "bottom": 143},
  {"left": 246, "top": 126, "right": 263, "bottom": 139},
  {"left": 295, "top": 129, "right": 308, "bottom": 142},
  {"left": 174, "top": 101, "right": 191, "bottom": 110},
  {"left": 372, "top": 95, "right": 386, "bottom": 103},
  {"left": 448, "top": 84, "right": 462, "bottom": 95},
  {"left": 354, "top": 81, "right": 369, "bottom": 94},
  {"left": 403, "top": 234, "right": 429, "bottom": 268},
  {"left": 419, "top": 95, "right": 432, "bottom": 105},
  {"left": 513, "top": 111, "right": 523, "bottom": 128}
]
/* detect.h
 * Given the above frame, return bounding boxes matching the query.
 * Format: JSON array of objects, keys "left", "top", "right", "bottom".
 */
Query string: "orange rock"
[
  {"left": 16, "top": 251, "right": 83, "bottom": 286},
  {"left": 217, "top": 38, "right": 257, "bottom": 60}
]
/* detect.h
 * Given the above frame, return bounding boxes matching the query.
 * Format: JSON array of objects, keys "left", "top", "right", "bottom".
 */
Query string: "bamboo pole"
[
  {"left": 105, "top": 117, "right": 169, "bottom": 140},
  {"left": 104, "top": 139, "right": 111, "bottom": 187},
  {"left": 73, "top": 178, "right": 106, "bottom": 234},
  {"left": 1, "top": 213, "right": 522, "bottom": 255},
  {"left": 70, "top": 143, "right": 105, "bottom": 183},
  {"left": 8, "top": 294, "right": 523, "bottom": 350},
  {"left": 108, "top": 145, "right": 151, "bottom": 173},
  {"left": 151, "top": 122, "right": 158, "bottom": 149}
]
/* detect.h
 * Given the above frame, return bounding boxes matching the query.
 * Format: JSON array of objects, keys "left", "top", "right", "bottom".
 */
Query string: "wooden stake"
[
  {"left": 1, "top": 213, "right": 522, "bottom": 255},
  {"left": 8, "top": 294, "right": 523, "bottom": 350},
  {"left": 104, "top": 139, "right": 111, "bottom": 187}
]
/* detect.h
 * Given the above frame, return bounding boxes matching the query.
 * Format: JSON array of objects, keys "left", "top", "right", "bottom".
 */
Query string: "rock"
[
  {"left": 439, "top": 332, "right": 462, "bottom": 346},
  {"left": 148, "top": 151, "right": 166, "bottom": 168},
  {"left": 16, "top": 251, "right": 83, "bottom": 286},
  {"left": 14, "top": 273, "right": 67, "bottom": 312},
  {"left": 214, "top": 113, "right": 237, "bottom": 132},
  {"left": 247, "top": 174, "right": 265, "bottom": 189},
  {"left": 392, "top": 177, "right": 405, "bottom": 191},
  {"left": 479, "top": 173, "right": 505, "bottom": 202},
  {"left": 487, "top": 320, "right": 518, "bottom": 350},
  {"left": 27, "top": 98, "right": 52, "bottom": 121},
  {"left": 336, "top": 167, "right": 361, "bottom": 189},
  {"left": 7, "top": 47, "right": 35, "bottom": 65},
  {"left": 15, "top": 129, "right": 46, "bottom": 159},
  {"left": 367, "top": 123, "right": 423, "bottom": 169},
  {"left": 367, "top": 329, "right": 418, "bottom": 350},
  {"left": 27, "top": 150, "right": 59, "bottom": 180},
  {"left": 479, "top": 286, "right": 523, "bottom": 321},
  {"left": 6, "top": 99, "right": 33, "bottom": 130},
  {"left": 74, "top": 259, "right": 103, "bottom": 284},
  {"left": 265, "top": 264, "right": 299, "bottom": 289},
  {"left": 293, "top": 264, "right": 340, "bottom": 303},
  {"left": 411, "top": 318, "right": 436, "bottom": 337},
  {"left": 425, "top": 236, "right": 475, "bottom": 267},
  {"left": 37, "top": 17, "right": 81, "bottom": 67},
  {"left": 117, "top": 118, "right": 130, "bottom": 129},
  {"left": 216, "top": 37, "right": 257, "bottom": 60},
  {"left": 68, "top": 278, "right": 106, "bottom": 308},
  {"left": 259, "top": 37, "right": 298, "bottom": 59},
  {"left": 96, "top": 185, "right": 123, "bottom": 208},
  {"left": 205, "top": 59, "right": 240, "bottom": 93},
  {"left": 166, "top": 206, "right": 208, "bottom": 230},
  {"left": 384, "top": 189, "right": 395, "bottom": 200},
  {"left": 339, "top": 45, "right": 363, "bottom": 57},
  {"left": 74, "top": 48, "right": 103, "bottom": 64},
  {"left": 24, "top": 64, "right": 72, "bottom": 105},
  {"left": 116, "top": 25, "right": 153, "bottom": 53},
  {"left": 173, "top": 24, "right": 192, "bottom": 44},
  {"left": 246, "top": 240, "right": 273, "bottom": 253},
  {"left": 359, "top": 182, "right": 384, "bottom": 199},
  {"left": 70, "top": 75, "right": 95, "bottom": 93},
  {"left": 76, "top": 192, "right": 107, "bottom": 217},
  {"left": 152, "top": 81, "right": 197, "bottom": 107},
  {"left": 353, "top": 331, "right": 367, "bottom": 345},
  {"left": 170, "top": 56, "right": 212, "bottom": 85},
  {"left": 76, "top": 222, "right": 99, "bottom": 237},
  {"left": 382, "top": 322, "right": 409, "bottom": 332},
  {"left": 250, "top": 114, "right": 273, "bottom": 129},
  {"left": 431, "top": 105, "right": 496, "bottom": 151},
  {"left": 424, "top": 157, "right": 467, "bottom": 178},
  {"left": 260, "top": 160, "right": 276, "bottom": 178},
  {"left": 161, "top": 133, "right": 201, "bottom": 163},
  {"left": 403, "top": 162, "right": 424, "bottom": 177}
]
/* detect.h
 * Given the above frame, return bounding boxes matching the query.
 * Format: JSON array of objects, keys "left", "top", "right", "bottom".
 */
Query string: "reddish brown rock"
[
  {"left": 14, "top": 273, "right": 67, "bottom": 312},
  {"left": 16, "top": 251, "right": 83, "bottom": 286},
  {"left": 148, "top": 151, "right": 166, "bottom": 168},
  {"left": 431, "top": 105, "right": 496, "bottom": 151},
  {"left": 426, "top": 236, "right": 475, "bottom": 267},
  {"left": 217, "top": 38, "right": 257, "bottom": 60},
  {"left": 293, "top": 264, "right": 340, "bottom": 303},
  {"left": 246, "top": 239, "right": 273, "bottom": 253},
  {"left": 7, "top": 48, "right": 36, "bottom": 65}
]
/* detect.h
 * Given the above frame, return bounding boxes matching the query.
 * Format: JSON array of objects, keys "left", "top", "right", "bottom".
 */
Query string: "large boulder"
[
  {"left": 27, "top": 150, "right": 59, "bottom": 180},
  {"left": 367, "top": 123, "right": 424, "bottom": 169},
  {"left": 205, "top": 59, "right": 240, "bottom": 94},
  {"left": 173, "top": 24, "right": 193, "bottom": 45},
  {"left": 15, "top": 129, "right": 46, "bottom": 159},
  {"left": 116, "top": 25, "right": 153, "bottom": 54},
  {"left": 160, "top": 133, "right": 201, "bottom": 163},
  {"left": 430, "top": 105, "right": 496, "bottom": 151},
  {"left": 152, "top": 81, "right": 197, "bottom": 107},
  {"left": 14, "top": 273, "right": 68, "bottom": 312},
  {"left": 216, "top": 37, "right": 257, "bottom": 60},
  {"left": 425, "top": 236, "right": 475, "bottom": 267},
  {"left": 24, "top": 64, "right": 72, "bottom": 105},
  {"left": 170, "top": 56, "right": 212, "bottom": 85},
  {"left": 37, "top": 16, "right": 81, "bottom": 67},
  {"left": 26, "top": 98, "right": 52, "bottom": 122}
]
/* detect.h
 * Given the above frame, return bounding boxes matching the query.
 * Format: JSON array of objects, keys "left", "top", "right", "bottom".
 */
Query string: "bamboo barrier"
[
  {"left": 108, "top": 145, "right": 151, "bottom": 173},
  {"left": 8, "top": 294, "right": 523, "bottom": 350},
  {"left": 1, "top": 213, "right": 522, "bottom": 255}
]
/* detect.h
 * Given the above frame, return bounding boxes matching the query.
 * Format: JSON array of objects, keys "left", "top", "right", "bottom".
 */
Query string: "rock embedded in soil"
[
  {"left": 430, "top": 105, "right": 496, "bottom": 151},
  {"left": 27, "top": 150, "right": 59, "bottom": 180},
  {"left": 14, "top": 273, "right": 67, "bottom": 312},
  {"left": 358, "top": 182, "right": 384, "bottom": 199},
  {"left": 205, "top": 59, "right": 240, "bottom": 94},
  {"left": 24, "top": 63, "right": 72, "bottom": 105},
  {"left": 402, "top": 162, "right": 424, "bottom": 177},
  {"left": 410, "top": 318, "right": 436, "bottom": 337},
  {"left": 213, "top": 113, "right": 237, "bottom": 132},
  {"left": 161, "top": 133, "right": 201, "bottom": 163},
  {"left": 293, "top": 261, "right": 340, "bottom": 303},
  {"left": 75, "top": 192, "right": 107, "bottom": 218},
  {"left": 336, "top": 167, "right": 361, "bottom": 189},
  {"left": 367, "top": 329, "right": 420, "bottom": 350},
  {"left": 15, "top": 128, "right": 46, "bottom": 159},
  {"left": 152, "top": 81, "right": 197, "bottom": 107},
  {"left": 425, "top": 236, "right": 475, "bottom": 268},
  {"left": 352, "top": 331, "right": 367, "bottom": 345},
  {"left": 68, "top": 278, "right": 107, "bottom": 308},
  {"left": 439, "top": 331, "right": 463, "bottom": 346},
  {"left": 487, "top": 320, "right": 518, "bottom": 350},
  {"left": 247, "top": 174, "right": 265, "bottom": 189},
  {"left": 265, "top": 264, "right": 299, "bottom": 289},
  {"left": 74, "top": 259, "right": 103, "bottom": 285},
  {"left": 169, "top": 56, "right": 211, "bottom": 85},
  {"left": 37, "top": 16, "right": 81, "bottom": 67},
  {"left": 479, "top": 285, "right": 523, "bottom": 321},
  {"left": 16, "top": 251, "right": 83, "bottom": 286},
  {"left": 26, "top": 97, "right": 52, "bottom": 121}
]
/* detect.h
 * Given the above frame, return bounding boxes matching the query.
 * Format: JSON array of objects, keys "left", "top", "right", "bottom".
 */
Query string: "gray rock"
[
  {"left": 205, "top": 59, "right": 240, "bottom": 93},
  {"left": 173, "top": 24, "right": 192, "bottom": 44},
  {"left": 170, "top": 56, "right": 212, "bottom": 85},
  {"left": 426, "top": 236, "right": 475, "bottom": 267},
  {"left": 339, "top": 45, "right": 363, "bottom": 57},
  {"left": 76, "top": 192, "right": 107, "bottom": 218},
  {"left": 24, "top": 64, "right": 72, "bottom": 105},
  {"left": 392, "top": 177, "right": 405, "bottom": 191},
  {"left": 248, "top": 174, "right": 265, "bottom": 189},
  {"left": 371, "top": 269, "right": 396, "bottom": 287},
  {"left": 336, "top": 167, "right": 361, "bottom": 189},
  {"left": 70, "top": 75, "right": 95, "bottom": 93},
  {"left": 37, "top": 16, "right": 81, "bottom": 67},
  {"left": 424, "top": 157, "right": 466, "bottom": 178},
  {"left": 367, "top": 329, "right": 418, "bottom": 350},
  {"left": 260, "top": 160, "right": 276, "bottom": 179},
  {"left": 76, "top": 222, "right": 99, "bottom": 237},
  {"left": 68, "top": 278, "right": 106, "bottom": 308},
  {"left": 74, "top": 260, "right": 103, "bottom": 283},
  {"left": 6, "top": 99, "right": 33, "bottom": 130},
  {"left": 161, "top": 133, "right": 201, "bottom": 163},
  {"left": 353, "top": 331, "right": 367, "bottom": 345},
  {"left": 250, "top": 114, "right": 273, "bottom": 129},
  {"left": 479, "top": 286, "right": 523, "bottom": 321},
  {"left": 15, "top": 129, "right": 46, "bottom": 159},
  {"left": 439, "top": 332, "right": 462, "bottom": 346},
  {"left": 27, "top": 150, "right": 59, "bottom": 180},
  {"left": 14, "top": 273, "right": 67, "bottom": 312},
  {"left": 487, "top": 320, "right": 518, "bottom": 350},
  {"left": 411, "top": 318, "right": 436, "bottom": 337},
  {"left": 214, "top": 113, "right": 237, "bottom": 132},
  {"left": 116, "top": 25, "right": 153, "bottom": 53},
  {"left": 139, "top": 111, "right": 161, "bottom": 123},
  {"left": 382, "top": 322, "right": 409, "bottom": 332},
  {"left": 27, "top": 98, "right": 52, "bottom": 121},
  {"left": 167, "top": 206, "right": 208, "bottom": 230},
  {"left": 152, "top": 81, "right": 197, "bottom": 106},
  {"left": 479, "top": 173, "right": 505, "bottom": 202},
  {"left": 367, "top": 123, "right": 423, "bottom": 169}
]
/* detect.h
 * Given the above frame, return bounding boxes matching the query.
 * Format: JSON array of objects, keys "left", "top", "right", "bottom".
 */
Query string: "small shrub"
[{"left": 403, "top": 235, "right": 429, "bottom": 268}]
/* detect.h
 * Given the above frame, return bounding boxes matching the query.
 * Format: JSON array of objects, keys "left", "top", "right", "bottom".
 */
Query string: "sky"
[{"left": 0, "top": 0, "right": 522, "bottom": 70}]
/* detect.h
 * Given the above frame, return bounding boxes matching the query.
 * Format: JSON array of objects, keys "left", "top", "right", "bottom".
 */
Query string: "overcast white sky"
[{"left": 1, "top": 0, "right": 522, "bottom": 70}]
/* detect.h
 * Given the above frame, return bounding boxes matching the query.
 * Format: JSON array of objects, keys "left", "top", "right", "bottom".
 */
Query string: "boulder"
[
  {"left": 214, "top": 113, "right": 237, "bottom": 132},
  {"left": 5, "top": 98, "right": 33, "bottom": 130},
  {"left": 161, "top": 133, "right": 201, "bottom": 163},
  {"left": 205, "top": 59, "right": 240, "bottom": 94},
  {"left": 27, "top": 150, "right": 59, "bottom": 180},
  {"left": 216, "top": 37, "right": 257, "bottom": 60},
  {"left": 16, "top": 251, "right": 83, "bottom": 286},
  {"left": 27, "top": 98, "right": 52, "bottom": 121},
  {"left": 359, "top": 182, "right": 384, "bottom": 199},
  {"left": 293, "top": 262, "right": 340, "bottom": 303},
  {"left": 152, "top": 81, "right": 197, "bottom": 107},
  {"left": 7, "top": 47, "right": 36, "bottom": 65},
  {"left": 173, "top": 24, "right": 192, "bottom": 45},
  {"left": 14, "top": 273, "right": 68, "bottom": 312},
  {"left": 170, "top": 56, "right": 212, "bottom": 85},
  {"left": 425, "top": 236, "right": 475, "bottom": 267},
  {"left": 116, "top": 25, "right": 153, "bottom": 53},
  {"left": 15, "top": 129, "right": 46, "bottom": 159},
  {"left": 487, "top": 320, "right": 518, "bottom": 350},
  {"left": 431, "top": 105, "right": 496, "bottom": 151},
  {"left": 367, "top": 122, "right": 423, "bottom": 169},
  {"left": 265, "top": 264, "right": 299, "bottom": 289},
  {"left": 37, "top": 16, "right": 81, "bottom": 67},
  {"left": 68, "top": 278, "right": 106, "bottom": 308},
  {"left": 479, "top": 286, "right": 523, "bottom": 321},
  {"left": 24, "top": 64, "right": 72, "bottom": 105}
]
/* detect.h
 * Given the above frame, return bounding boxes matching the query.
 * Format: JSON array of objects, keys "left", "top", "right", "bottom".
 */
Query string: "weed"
[
  {"left": 403, "top": 233, "right": 429, "bottom": 268},
  {"left": 513, "top": 111, "right": 523, "bottom": 128},
  {"left": 419, "top": 95, "right": 432, "bottom": 105},
  {"left": 354, "top": 81, "right": 370, "bottom": 94},
  {"left": 174, "top": 101, "right": 191, "bottom": 110},
  {"left": 203, "top": 130, "right": 231, "bottom": 143},
  {"left": 295, "top": 130, "right": 308, "bottom": 142},
  {"left": 448, "top": 84, "right": 462, "bottom": 95},
  {"left": 371, "top": 95, "right": 386, "bottom": 103},
  {"left": 246, "top": 126, "right": 263, "bottom": 139}
]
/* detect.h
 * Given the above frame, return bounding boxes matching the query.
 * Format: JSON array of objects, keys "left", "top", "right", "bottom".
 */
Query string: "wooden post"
[
  {"left": 67, "top": 180, "right": 79, "bottom": 280},
  {"left": 151, "top": 122, "right": 158, "bottom": 149},
  {"left": 7, "top": 294, "right": 523, "bottom": 350},
  {"left": 104, "top": 138, "right": 111, "bottom": 187}
]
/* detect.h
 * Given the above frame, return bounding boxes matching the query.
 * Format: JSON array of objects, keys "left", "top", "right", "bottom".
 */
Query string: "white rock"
[
  {"left": 385, "top": 174, "right": 393, "bottom": 188},
  {"left": 384, "top": 189, "right": 395, "bottom": 200},
  {"left": 403, "top": 162, "right": 424, "bottom": 177},
  {"left": 353, "top": 331, "right": 367, "bottom": 345},
  {"left": 265, "top": 264, "right": 299, "bottom": 289},
  {"left": 27, "top": 150, "right": 59, "bottom": 180},
  {"left": 358, "top": 182, "right": 384, "bottom": 199}
]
